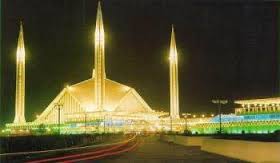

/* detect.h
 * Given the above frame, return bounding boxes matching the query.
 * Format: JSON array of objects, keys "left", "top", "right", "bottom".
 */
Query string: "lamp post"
[
  {"left": 212, "top": 99, "right": 228, "bottom": 134},
  {"left": 110, "top": 116, "right": 113, "bottom": 133},
  {"left": 55, "top": 103, "right": 63, "bottom": 135},
  {"left": 84, "top": 112, "right": 87, "bottom": 134},
  {"left": 103, "top": 115, "right": 106, "bottom": 133},
  {"left": 182, "top": 113, "right": 191, "bottom": 133},
  {"left": 170, "top": 117, "right": 173, "bottom": 133}
]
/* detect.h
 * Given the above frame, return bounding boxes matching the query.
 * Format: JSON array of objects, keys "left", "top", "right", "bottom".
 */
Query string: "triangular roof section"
[
  {"left": 114, "top": 88, "right": 153, "bottom": 113},
  {"left": 35, "top": 88, "right": 67, "bottom": 123},
  {"left": 69, "top": 78, "right": 132, "bottom": 112}
]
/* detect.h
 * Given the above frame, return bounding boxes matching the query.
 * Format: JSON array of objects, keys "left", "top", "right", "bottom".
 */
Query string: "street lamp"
[
  {"left": 103, "top": 114, "right": 106, "bottom": 133},
  {"left": 182, "top": 113, "right": 191, "bottom": 133},
  {"left": 212, "top": 99, "right": 228, "bottom": 134},
  {"left": 170, "top": 117, "right": 173, "bottom": 133},
  {"left": 55, "top": 103, "right": 63, "bottom": 134},
  {"left": 109, "top": 116, "right": 113, "bottom": 133},
  {"left": 84, "top": 112, "right": 87, "bottom": 134}
]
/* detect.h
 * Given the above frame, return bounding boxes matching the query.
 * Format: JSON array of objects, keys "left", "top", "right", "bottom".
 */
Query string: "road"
[
  {"left": 94, "top": 135, "right": 245, "bottom": 163},
  {"left": 2, "top": 135, "right": 246, "bottom": 163}
]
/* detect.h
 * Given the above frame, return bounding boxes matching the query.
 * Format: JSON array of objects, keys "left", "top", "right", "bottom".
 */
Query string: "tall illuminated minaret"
[
  {"left": 14, "top": 22, "right": 26, "bottom": 123},
  {"left": 94, "top": 1, "right": 105, "bottom": 111},
  {"left": 169, "top": 25, "right": 180, "bottom": 119}
]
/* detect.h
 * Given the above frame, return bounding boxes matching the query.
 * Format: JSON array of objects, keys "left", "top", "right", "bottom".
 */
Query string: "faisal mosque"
[
  {"left": 5, "top": 2, "right": 181, "bottom": 134},
  {"left": 4, "top": 2, "right": 280, "bottom": 135}
]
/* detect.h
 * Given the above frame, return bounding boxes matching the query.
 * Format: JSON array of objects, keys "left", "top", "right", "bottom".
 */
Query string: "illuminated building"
[
  {"left": 13, "top": 22, "right": 26, "bottom": 124},
  {"left": 235, "top": 97, "right": 280, "bottom": 115},
  {"left": 169, "top": 25, "right": 180, "bottom": 119},
  {"left": 187, "top": 97, "right": 280, "bottom": 134},
  {"left": 6, "top": 3, "right": 279, "bottom": 136},
  {"left": 35, "top": 78, "right": 155, "bottom": 124}
]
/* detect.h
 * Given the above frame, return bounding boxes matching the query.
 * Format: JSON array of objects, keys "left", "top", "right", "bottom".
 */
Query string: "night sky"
[{"left": 0, "top": 0, "right": 278, "bottom": 126}]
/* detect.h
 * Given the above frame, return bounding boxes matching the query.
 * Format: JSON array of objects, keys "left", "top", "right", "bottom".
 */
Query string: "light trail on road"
[
  {"left": 25, "top": 135, "right": 137, "bottom": 163},
  {"left": 26, "top": 141, "right": 129, "bottom": 163},
  {"left": 62, "top": 140, "right": 140, "bottom": 163},
  {"left": 0, "top": 135, "right": 136, "bottom": 157}
]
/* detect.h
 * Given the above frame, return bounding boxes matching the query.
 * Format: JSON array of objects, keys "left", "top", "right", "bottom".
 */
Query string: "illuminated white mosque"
[
  {"left": 6, "top": 2, "right": 182, "bottom": 134},
  {"left": 5, "top": 2, "right": 280, "bottom": 135}
]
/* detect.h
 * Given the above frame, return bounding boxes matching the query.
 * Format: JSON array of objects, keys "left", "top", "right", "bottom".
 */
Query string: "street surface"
[
  {"left": 94, "top": 135, "right": 246, "bottom": 163},
  {"left": 2, "top": 135, "right": 246, "bottom": 163}
]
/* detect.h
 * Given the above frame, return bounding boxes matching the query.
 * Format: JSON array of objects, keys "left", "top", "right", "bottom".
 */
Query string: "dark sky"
[{"left": 0, "top": 0, "right": 278, "bottom": 126}]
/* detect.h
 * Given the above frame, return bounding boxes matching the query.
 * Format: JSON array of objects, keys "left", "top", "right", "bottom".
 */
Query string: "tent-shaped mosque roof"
[
  {"left": 34, "top": 78, "right": 153, "bottom": 123},
  {"left": 68, "top": 78, "right": 152, "bottom": 112}
]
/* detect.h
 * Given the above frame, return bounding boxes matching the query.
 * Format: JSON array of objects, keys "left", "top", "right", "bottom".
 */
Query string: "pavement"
[
  {"left": 94, "top": 135, "right": 246, "bottom": 163},
  {"left": 1, "top": 135, "right": 247, "bottom": 163}
]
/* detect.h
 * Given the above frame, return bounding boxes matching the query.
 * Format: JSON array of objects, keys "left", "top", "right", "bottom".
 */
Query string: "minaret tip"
[
  {"left": 171, "top": 24, "right": 176, "bottom": 34},
  {"left": 19, "top": 20, "right": 23, "bottom": 29},
  {"left": 98, "top": 1, "right": 102, "bottom": 10},
  {"left": 95, "top": 1, "right": 103, "bottom": 29}
]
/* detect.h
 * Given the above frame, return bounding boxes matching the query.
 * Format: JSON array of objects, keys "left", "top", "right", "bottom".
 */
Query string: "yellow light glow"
[
  {"left": 202, "top": 114, "right": 205, "bottom": 118},
  {"left": 16, "top": 23, "right": 25, "bottom": 62},
  {"left": 17, "top": 48, "right": 25, "bottom": 62},
  {"left": 169, "top": 52, "right": 176, "bottom": 63},
  {"left": 95, "top": 31, "right": 105, "bottom": 43},
  {"left": 84, "top": 104, "right": 97, "bottom": 112},
  {"left": 123, "top": 86, "right": 130, "bottom": 91},
  {"left": 193, "top": 115, "right": 196, "bottom": 118},
  {"left": 66, "top": 85, "right": 73, "bottom": 91},
  {"left": 235, "top": 97, "right": 280, "bottom": 105}
]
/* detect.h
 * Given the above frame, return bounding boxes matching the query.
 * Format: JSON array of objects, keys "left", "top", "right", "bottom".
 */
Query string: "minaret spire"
[
  {"left": 94, "top": 1, "right": 105, "bottom": 111},
  {"left": 14, "top": 21, "right": 26, "bottom": 123},
  {"left": 169, "top": 25, "right": 180, "bottom": 119}
]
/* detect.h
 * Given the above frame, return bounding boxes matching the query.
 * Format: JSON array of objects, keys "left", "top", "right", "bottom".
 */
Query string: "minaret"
[
  {"left": 14, "top": 22, "right": 26, "bottom": 123},
  {"left": 94, "top": 1, "right": 105, "bottom": 111},
  {"left": 169, "top": 25, "right": 180, "bottom": 119}
]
